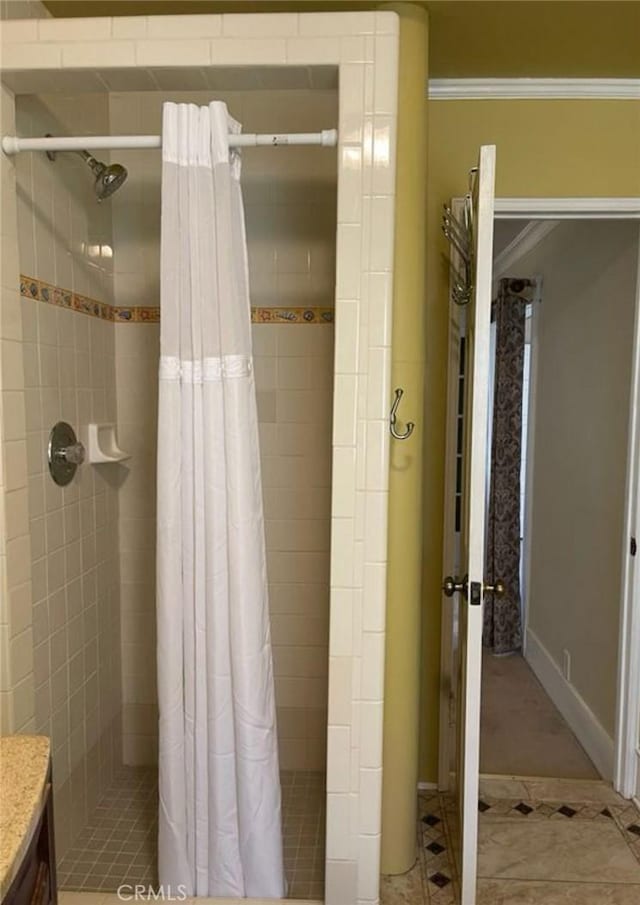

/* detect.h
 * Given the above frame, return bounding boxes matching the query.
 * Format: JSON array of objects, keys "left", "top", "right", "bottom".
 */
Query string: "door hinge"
[{"left": 631, "top": 537, "right": 637, "bottom": 557}]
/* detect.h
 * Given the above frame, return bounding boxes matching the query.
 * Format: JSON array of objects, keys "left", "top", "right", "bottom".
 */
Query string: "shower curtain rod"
[{"left": 1, "top": 129, "right": 338, "bottom": 155}]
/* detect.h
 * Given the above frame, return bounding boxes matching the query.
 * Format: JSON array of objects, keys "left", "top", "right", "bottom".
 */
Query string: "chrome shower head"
[
  {"left": 80, "top": 152, "right": 128, "bottom": 201},
  {"left": 43, "top": 135, "right": 128, "bottom": 202}
]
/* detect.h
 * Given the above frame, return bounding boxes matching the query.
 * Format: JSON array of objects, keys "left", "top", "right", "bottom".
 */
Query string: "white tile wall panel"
[
  {"left": 111, "top": 17, "right": 147, "bottom": 40},
  {"left": 211, "top": 37, "right": 288, "bottom": 65},
  {"left": 357, "top": 833, "right": 382, "bottom": 901},
  {"left": 147, "top": 14, "right": 222, "bottom": 38},
  {"left": 223, "top": 12, "right": 299, "bottom": 38},
  {"left": 1, "top": 42, "right": 61, "bottom": 68},
  {"left": 299, "top": 12, "right": 377, "bottom": 37},
  {"left": 135, "top": 39, "right": 210, "bottom": 67},
  {"left": 37, "top": 16, "right": 112, "bottom": 41},
  {"left": 0, "top": 18, "right": 38, "bottom": 40}
]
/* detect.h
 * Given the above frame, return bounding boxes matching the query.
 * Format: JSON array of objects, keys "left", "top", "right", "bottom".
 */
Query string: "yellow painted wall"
[
  {"left": 41, "top": 2, "right": 640, "bottom": 80},
  {"left": 381, "top": 2, "right": 428, "bottom": 875},
  {"left": 420, "top": 98, "right": 640, "bottom": 782}
]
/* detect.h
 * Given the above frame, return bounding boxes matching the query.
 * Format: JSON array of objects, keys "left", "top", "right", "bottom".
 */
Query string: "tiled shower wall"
[
  {"left": 14, "top": 93, "right": 122, "bottom": 859},
  {"left": 110, "top": 88, "right": 337, "bottom": 769},
  {"left": 0, "top": 84, "right": 34, "bottom": 737},
  {"left": 0, "top": 0, "right": 51, "bottom": 746}
]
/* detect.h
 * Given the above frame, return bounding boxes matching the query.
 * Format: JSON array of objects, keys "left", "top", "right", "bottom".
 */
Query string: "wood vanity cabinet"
[{"left": 3, "top": 769, "right": 57, "bottom": 905}]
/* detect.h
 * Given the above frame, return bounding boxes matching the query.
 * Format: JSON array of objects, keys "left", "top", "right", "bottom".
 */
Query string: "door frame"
[{"left": 439, "top": 196, "right": 640, "bottom": 798}]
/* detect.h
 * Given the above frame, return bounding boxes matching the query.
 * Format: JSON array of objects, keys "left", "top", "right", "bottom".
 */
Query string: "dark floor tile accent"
[
  {"left": 514, "top": 802, "right": 534, "bottom": 815},
  {"left": 426, "top": 841, "right": 446, "bottom": 855},
  {"left": 557, "top": 805, "right": 577, "bottom": 818},
  {"left": 423, "top": 813, "right": 441, "bottom": 827},
  {"left": 429, "top": 871, "right": 451, "bottom": 888}
]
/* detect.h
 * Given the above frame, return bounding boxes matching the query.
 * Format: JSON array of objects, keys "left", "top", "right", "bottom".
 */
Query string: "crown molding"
[
  {"left": 493, "top": 220, "right": 559, "bottom": 283},
  {"left": 494, "top": 197, "right": 640, "bottom": 219},
  {"left": 427, "top": 78, "right": 640, "bottom": 100}
]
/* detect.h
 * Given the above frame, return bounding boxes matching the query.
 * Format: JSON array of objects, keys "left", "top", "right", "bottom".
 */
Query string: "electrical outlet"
[{"left": 562, "top": 649, "right": 571, "bottom": 682}]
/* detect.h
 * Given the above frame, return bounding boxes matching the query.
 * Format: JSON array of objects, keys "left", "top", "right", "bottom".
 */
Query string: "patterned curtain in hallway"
[{"left": 483, "top": 278, "right": 534, "bottom": 654}]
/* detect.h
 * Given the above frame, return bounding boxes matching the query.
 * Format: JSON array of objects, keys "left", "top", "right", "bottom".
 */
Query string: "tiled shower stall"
[
  {"left": 0, "top": 12, "right": 399, "bottom": 905},
  {"left": 15, "top": 81, "right": 338, "bottom": 893}
]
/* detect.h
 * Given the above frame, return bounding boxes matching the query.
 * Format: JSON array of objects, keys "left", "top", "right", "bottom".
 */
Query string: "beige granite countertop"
[{"left": 0, "top": 735, "right": 51, "bottom": 900}]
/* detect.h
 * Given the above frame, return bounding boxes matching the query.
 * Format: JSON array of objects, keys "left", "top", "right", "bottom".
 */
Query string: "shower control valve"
[{"left": 48, "top": 421, "right": 85, "bottom": 486}]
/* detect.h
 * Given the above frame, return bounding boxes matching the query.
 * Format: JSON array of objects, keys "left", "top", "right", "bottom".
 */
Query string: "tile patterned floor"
[
  {"left": 58, "top": 769, "right": 640, "bottom": 903},
  {"left": 58, "top": 767, "right": 325, "bottom": 900},
  {"left": 381, "top": 778, "right": 640, "bottom": 905},
  {"left": 57, "top": 767, "right": 158, "bottom": 893},
  {"left": 281, "top": 770, "right": 326, "bottom": 899}
]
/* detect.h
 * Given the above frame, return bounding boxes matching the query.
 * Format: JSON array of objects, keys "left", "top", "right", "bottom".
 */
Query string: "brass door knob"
[
  {"left": 442, "top": 575, "right": 467, "bottom": 598},
  {"left": 483, "top": 579, "right": 506, "bottom": 598}
]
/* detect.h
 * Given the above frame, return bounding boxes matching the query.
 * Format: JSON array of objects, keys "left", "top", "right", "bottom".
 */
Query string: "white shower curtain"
[{"left": 156, "top": 101, "right": 286, "bottom": 899}]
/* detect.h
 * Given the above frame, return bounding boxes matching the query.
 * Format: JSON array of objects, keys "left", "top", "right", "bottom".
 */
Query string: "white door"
[{"left": 441, "top": 145, "right": 496, "bottom": 905}]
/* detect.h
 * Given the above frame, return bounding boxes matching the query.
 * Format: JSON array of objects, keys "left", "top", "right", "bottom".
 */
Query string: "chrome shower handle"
[
  {"left": 389, "top": 388, "right": 415, "bottom": 440},
  {"left": 54, "top": 440, "right": 86, "bottom": 465}
]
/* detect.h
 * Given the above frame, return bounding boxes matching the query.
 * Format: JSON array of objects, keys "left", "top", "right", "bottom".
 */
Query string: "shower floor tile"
[
  {"left": 57, "top": 767, "right": 158, "bottom": 893},
  {"left": 58, "top": 767, "right": 325, "bottom": 900},
  {"left": 281, "top": 770, "right": 326, "bottom": 899}
]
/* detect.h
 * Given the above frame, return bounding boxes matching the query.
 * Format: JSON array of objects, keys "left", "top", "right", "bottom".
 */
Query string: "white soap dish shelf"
[{"left": 87, "top": 423, "right": 130, "bottom": 464}]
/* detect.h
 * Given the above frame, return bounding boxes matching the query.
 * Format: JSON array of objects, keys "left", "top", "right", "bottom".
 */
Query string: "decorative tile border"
[
  {"left": 420, "top": 792, "right": 459, "bottom": 903},
  {"left": 19, "top": 275, "right": 159, "bottom": 323},
  {"left": 20, "top": 276, "right": 334, "bottom": 325},
  {"left": 113, "top": 306, "right": 160, "bottom": 323},
  {"left": 251, "top": 306, "right": 334, "bottom": 325},
  {"left": 473, "top": 796, "right": 640, "bottom": 867},
  {"left": 21, "top": 275, "right": 112, "bottom": 321},
  {"left": 475, "top": 794, "right": 637, "bottom": 824}
]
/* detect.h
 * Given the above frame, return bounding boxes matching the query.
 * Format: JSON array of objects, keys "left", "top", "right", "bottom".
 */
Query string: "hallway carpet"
[{"left": 480, "top": 652, "right": 600, "bottom": 779}]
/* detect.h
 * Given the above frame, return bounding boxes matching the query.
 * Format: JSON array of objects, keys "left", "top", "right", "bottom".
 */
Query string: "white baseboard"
[
  {"left": 417, "top": 781, "right": 438, "bottom": 791},
  {"left": 525, "top": 628, "right": 614, "bottom": 781}
]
